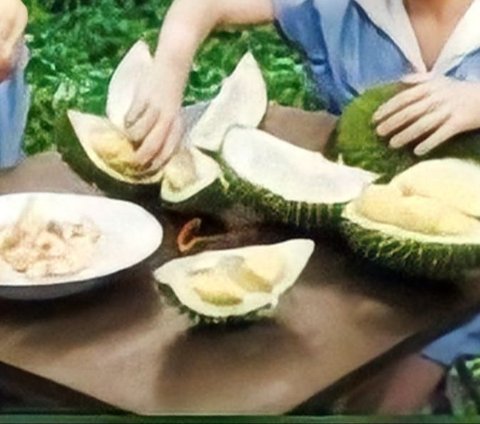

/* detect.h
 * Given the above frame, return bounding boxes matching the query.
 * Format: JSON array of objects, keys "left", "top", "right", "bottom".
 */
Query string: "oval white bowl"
[{"left": 0, "top": 193, "right": 163, "bottom": 300}]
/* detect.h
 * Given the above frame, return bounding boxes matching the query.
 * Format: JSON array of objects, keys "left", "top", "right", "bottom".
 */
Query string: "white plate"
[{"left": 0, "top": 193, "right": 163, "bottom": 300}]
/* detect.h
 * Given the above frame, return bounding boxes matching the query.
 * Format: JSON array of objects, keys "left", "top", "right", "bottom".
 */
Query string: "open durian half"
[
  {"left": 159, "top": 126, "right": 379, "bottom": 228},
  {"left": 342, "top": 158, "right": 480, "bottom": 279},
  {"left": 220, "top": 127, "right": 379, "bottom": 229},
  {"left": 67, "top": 41, "right": 160, "bottom": 186},
  {"left": 60, "top": 40, "right": 268, "bottom": 196},
  {"left": 154, "top": 239, "right": 314, "bottom": 324}
]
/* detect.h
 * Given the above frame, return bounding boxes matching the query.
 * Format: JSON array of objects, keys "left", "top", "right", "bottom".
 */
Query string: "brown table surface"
[{"left": 1, "top": 111, "right": 480, "bottom": 414}]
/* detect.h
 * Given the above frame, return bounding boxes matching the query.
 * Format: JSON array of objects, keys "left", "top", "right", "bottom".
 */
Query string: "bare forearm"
[
  {"left": 153, "top": 0, "right": 274, "bottom": 99},
  {"left": 125, "top": 0, "right": 274, "bottom": 164}
]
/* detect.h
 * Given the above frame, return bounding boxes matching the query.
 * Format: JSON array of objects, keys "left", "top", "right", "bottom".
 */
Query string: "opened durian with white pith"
[
  {"left": 64, "top": 41, "right": 268, "bottom": 193},
  {"left": 62, "top": 40, "right": 326, "bottom": 324},
  {"left": 342, "top": 158, "right": 480, "bottom": 279},
  {"left": 154, "top": 239, "right": 314, "bottom": 324}
]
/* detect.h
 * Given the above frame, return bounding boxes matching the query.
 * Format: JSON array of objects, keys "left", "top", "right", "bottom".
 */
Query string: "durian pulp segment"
[
  {"left": 391, "top": 159, "right": 480, "bottom": 217},
  {"left": 160, "top": 148, "right": 223, "bottom": 204},
  {"left": 190, "top": 251, "right": 285, "bottom": 306},
  {"left": 355, "top": 184, "right": 480, "bottom": 237},
  {"left": 219, "top": 252, "right": 285, "bottom": 293},
  {"left": 191, "top": 269, "right": 244, "bottom": 306},
  {"left": 67, "top": 110, "right": 164, "bottom": 184},
  {"left": 162, "top": 149, "right": 198, "bottom": 192},
  {"left": 92, "top": 131, "right": 139, "bottom": 177}
]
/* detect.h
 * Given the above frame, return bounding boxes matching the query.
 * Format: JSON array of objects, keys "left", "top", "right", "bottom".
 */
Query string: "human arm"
[
  {"left": 373, "top": 73, "right": 480, "bottom": 156},
  {"left": 0, "top": 0, "right": 27, "bottom": 82},
  {"left": 126, "top": 0, "right": 274, "bottom": 166}
]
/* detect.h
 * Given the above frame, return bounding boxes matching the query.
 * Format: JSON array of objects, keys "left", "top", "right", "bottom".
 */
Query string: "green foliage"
[{"left": 23, "top": 0, "right": 315, "bottom": 154}]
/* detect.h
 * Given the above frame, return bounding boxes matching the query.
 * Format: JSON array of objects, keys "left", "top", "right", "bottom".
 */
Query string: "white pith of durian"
[
  {"left": 188, "top": 52, "right": 268, "bottom": 152},
  {"left": 222, "top": 127, "right": 378, "bottom": 204},
  {"left": 154, "top": 239, "right": 314, "bottom": 318},
  {"left": 106, "top": 40, "right": 153, "bottom": 133}
]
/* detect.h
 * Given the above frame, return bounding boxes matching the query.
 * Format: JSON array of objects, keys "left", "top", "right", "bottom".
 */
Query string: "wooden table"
[{"left": 0, "top": 151, "right": 479, "bottom": 415}]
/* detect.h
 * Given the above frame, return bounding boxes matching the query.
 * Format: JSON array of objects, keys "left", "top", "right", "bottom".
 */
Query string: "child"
[
  {"left": 0, "top": 0, "right": 28, "bottom": 169},
  {"left": 127, "top": 0, "right": 480, "bottom": 411}
]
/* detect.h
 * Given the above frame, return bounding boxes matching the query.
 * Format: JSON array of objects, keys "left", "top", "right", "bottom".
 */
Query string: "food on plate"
[{"left": 0, "top": 199, "right": 101, "bottom": 279}]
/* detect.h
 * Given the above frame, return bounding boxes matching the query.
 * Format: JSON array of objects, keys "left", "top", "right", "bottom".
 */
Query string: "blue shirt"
[
  {"left": 273, "top": 0, "right": 480, "bottom": 115},
  {"left": 0, "top": 46, "right": 29, "bottom": 169},
  {"left": 274, "top": 0, "right": 480, "bottom": 365}
]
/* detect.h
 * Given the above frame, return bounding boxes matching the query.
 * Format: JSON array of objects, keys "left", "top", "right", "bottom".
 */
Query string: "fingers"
[
  {"left": 125, "top": 93, "right": 148, "bottom": 129},
  {"left": 134, "top": 111, "right": 183, "bottom": 166},
  {"left": 150, "top": 115, "right": 184, "bottom": 170},
  {"left": 389, "top": 108, "right": 450, "bottom": 149},
  {"left": 376, "top": 97, "right": 434, "bottom": 137},
  {"left": 401, "top": 72, "right": 433, "bottom": 85},
  {"left": 373, "top": 83, "right": 430, "bottom": 123},
  {"left": 126, "top": 106, "right": 159, "bottom": 143},
  {"left": 414, "top": 124, "right": 457, "bottom": 156}
]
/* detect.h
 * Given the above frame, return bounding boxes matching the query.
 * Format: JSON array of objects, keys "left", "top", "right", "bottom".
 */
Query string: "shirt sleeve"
[
  {"left": 422, "top": 314, "right": 480, "bottom": 366},
  {"left": 272, "top": 0, "right": 327, "bottom": 61},
  {"left": 0, "top": 43, "right": 29, "bottom": 169}
]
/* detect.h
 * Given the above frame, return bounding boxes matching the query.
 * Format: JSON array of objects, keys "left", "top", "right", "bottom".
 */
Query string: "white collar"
[{"left": 354, "top": 0, "right": 480, "bottom": 74}]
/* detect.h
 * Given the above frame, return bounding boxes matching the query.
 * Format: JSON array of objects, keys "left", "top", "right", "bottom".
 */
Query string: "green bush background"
[{"left": 23, "top": 0, "right": 319, "bottom": 155}]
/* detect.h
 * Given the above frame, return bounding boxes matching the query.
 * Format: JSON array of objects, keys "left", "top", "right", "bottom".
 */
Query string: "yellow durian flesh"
[
  {"left": 217, "top": 255, "right": 279, "bottom": 294},
  {"left": 189, "top": 250, "right": 285, "bottom": 306},
  {"left": 391, "top": 159, "right": 480, "bottom": 218},
  {"left": 191, "top": 269, "right": 244, "bottom": 306},
  {"left": 356, "top": 184, "right": 480, "bottom": 236},
  {"left": 92, "top": 132, "right": 146, "bottom": 178},
  {"left": 241, "top": 252, "right": 284, "bottom": 292},
  {"left": 162, "top": 149, "right": 198, "bottom": 192}
]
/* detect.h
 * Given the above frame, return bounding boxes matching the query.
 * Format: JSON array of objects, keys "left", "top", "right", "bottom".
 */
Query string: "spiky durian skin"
[
  {"left": 159, "top": 175, "right": 233, "bottom": 217},
  {"left": 56, "top": 114, "right": 159, "bottom": 200},
  {"left": 157, "top": 283, "right": 274, "bottom": 326},
  {"left": 219, "top": 160, "right": 344, "bottom": 231},
  {"left": 332, "top": 84, "right": 480, "bottom": 181},
  {"left": 341, "top": 219, "right": 480, "bottom": 280}
]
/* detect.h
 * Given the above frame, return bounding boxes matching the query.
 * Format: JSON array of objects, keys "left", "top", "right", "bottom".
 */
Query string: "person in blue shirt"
[
  {"left": 0, "top": 0, "right": 28, "bottom": 169},
  {"left": 125, "top": 0, "right": 480, "bottom": 411}
]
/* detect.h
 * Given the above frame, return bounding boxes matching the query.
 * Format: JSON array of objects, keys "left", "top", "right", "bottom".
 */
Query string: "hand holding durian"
[{"left": 374, "top": 74, "right": 480, "bottom": 156}]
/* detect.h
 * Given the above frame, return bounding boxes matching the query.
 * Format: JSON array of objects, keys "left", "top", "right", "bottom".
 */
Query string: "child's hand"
[
  {"left": 124, "top": 60, "right": 185, "bottom": 168},
  {"left": 122, "top": 0, "right": 273, "bottom": 167},
  {"left": 0, "top": 0, "right": 27, "bottom": 81},
  {"left": 373, "top": 74, "right": 480, "bottom": 156}
]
